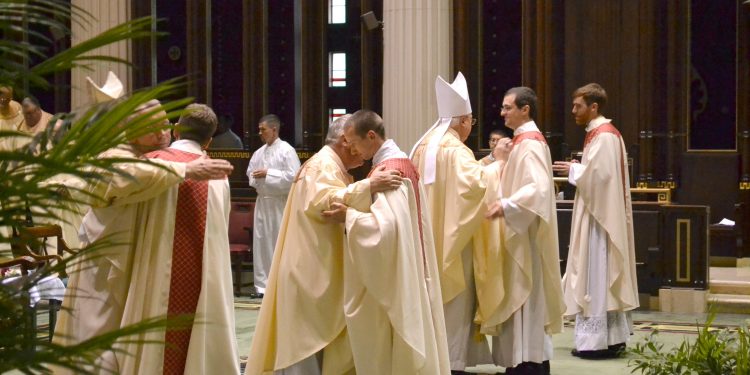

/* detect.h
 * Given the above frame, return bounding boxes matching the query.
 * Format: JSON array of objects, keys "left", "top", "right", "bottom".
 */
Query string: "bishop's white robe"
[
  {"left": 411, "top": 127, "right": 500, "bottom": 371},
  {"left": 343, "top": 139, "right": 450, "bottom": 374},
  {"left": 246, "top": 138, "right": 300, "bottom": 293},
  {"left": 53, "top": 142, "right": 239, "bottom": 375},
  {"left": 478, "top": 121, "right": 565, "bottom": 369},
  {"left": 246, "top": 145, "right": 373, "bottom": 375},
  {"left": 562, "top": 116, "right": 639, "bottom": 351}
]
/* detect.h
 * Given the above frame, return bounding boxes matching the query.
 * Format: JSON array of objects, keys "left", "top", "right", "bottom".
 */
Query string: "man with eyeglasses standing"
[
  {"left": 484, "top": 86, "right": 565, "bottom": 375},
  {"left": 411, "top": 72, "right": 504, "bottom": 374}
]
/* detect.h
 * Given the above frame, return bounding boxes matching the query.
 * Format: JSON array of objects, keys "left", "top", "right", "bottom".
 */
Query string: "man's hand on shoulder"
[
  {"left": 369, "top": 165, "right": 403, "bottom": 193},
  {"left": 186, "top": 156, "right": 234, "bottom": 180}
]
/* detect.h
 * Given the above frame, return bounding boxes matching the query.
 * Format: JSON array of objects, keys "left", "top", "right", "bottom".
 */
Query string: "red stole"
[
  {"left": 146, "top": 148, "right": 209, "bottom": 375},
  {"left": 583, "top": 123, "right": 627, "bottom": 203},
  {"left": 512, "top": 131, "right": 547, "bottom": 146},
  {"left": 368, "top": 158, "right": 426, "bottom": 262}
]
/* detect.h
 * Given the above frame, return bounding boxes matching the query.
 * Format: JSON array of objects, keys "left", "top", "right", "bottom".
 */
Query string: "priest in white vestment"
[
  {"left": 484, "top": 87, "right": 565, "bottom": 375},
  {"left": 246, "top": 114, "right": 301, "bottom": 297},
  {"left": 0, "top": 85, "right": 23, "bottom": 152},
  {"left": 410, "top": 72, "right": 502, "bottom": 373},
  {"left": 553, "top": 83, "right": 639, "bottom": 359},
  {"left": 0, "top": 86, "right": 23, "bottom": 255},
  {"left": 339, "top": 109, "right": 450, "bottom": 374},
  {"left": 53, "top": 100, "right": 234, "bottom": 375},
  {"left": 246, "top": 115, "right": 402, "bottom": 375}
]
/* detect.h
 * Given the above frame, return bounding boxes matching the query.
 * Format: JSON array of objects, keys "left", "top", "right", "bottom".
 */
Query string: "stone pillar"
[
  {"left": 382, "top": 0, "right": 451, "bottom": 152},
  {"left": 70, "top": 0, "right": 131, "bottom": 110}
]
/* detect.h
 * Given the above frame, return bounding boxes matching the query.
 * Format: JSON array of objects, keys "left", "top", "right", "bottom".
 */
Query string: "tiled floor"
[{"left": 234, "top": 299, "right": 749, "bottom": 374}]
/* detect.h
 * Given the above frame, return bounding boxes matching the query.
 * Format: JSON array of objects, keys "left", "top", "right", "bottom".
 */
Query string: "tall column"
[
  {"left": 382, "top": 0, "right": 451, "bottom": 152},
  {"left": 70, "top": 0, "right": 131, "bottom": 110}
]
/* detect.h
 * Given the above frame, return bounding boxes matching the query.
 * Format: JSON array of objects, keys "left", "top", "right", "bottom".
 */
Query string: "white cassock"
[
  {"left": 246, "top": 138, "right": 300, "bottom": 293},
  {"left": 563, "top": 115, "right": 638, "bottom": 351},
  {"left": 343, "top": 139, "right": 451, "bottom": 374}
]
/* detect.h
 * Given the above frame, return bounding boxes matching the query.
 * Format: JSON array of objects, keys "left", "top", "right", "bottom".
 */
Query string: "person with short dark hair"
[
  {"left": 53, "top": 98, "right": 235, "bottom": 375},
  {"left": 210, "top": 115, "right": 244, "bottom": 149},
  {"left": 146, "top": 102, "right": 240, "bottom": 374},
  {"left": 245, "top": 113, "right": 301, "bottom": 298},
  {"left": 339, "top": 109, "right": 450, "bottom": 373},
  {"left": 480, "top": 129, "right": 511, "bottom": 166},
  {"left": 552, "top": 83, "right": 639, "bottom": 360},
  {"left": 484, "top": 86, "right": 565, "bottom": 375}
]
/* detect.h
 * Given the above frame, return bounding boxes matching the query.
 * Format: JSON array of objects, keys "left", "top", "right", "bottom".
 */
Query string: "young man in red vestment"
[
  {"left": 552, "top": 83, "right": 638, "bottom": 360},
  {"left": 146, "top": 103, "right": 240, "bottom": 374}
]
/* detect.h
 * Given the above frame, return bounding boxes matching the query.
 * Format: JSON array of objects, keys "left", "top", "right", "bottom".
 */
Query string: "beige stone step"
[
  {"left": 706, "top": 293, "right": 750, "bottom": 314},
  {"left": 709, "top": 266, "right": 750, "bottom": 295},
  {"left": 709, "top": 279, "right": 750, "bottom": 295}
]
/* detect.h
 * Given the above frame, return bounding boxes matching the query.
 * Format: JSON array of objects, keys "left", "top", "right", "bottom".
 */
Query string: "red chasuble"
[{"left": 146, "top": 148, "right": 208, "bottom": 375}]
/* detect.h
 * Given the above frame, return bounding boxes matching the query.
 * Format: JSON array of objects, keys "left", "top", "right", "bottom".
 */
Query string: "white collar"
[
  {"left": 585, "top": 115, "right": 611, "bottom": 132},
  {"left": 513, "top": 120, "right": 539, "bottom": 136},
  {"left": 170, "top": 139, "right": 204, "bottom": 155},
  {"left": 372, "top": 139, "right": 407, "bottom": 165}
]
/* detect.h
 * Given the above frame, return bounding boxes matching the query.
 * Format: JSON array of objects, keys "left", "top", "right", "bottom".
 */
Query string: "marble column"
[
  {"left": 70, "top": 0, "right": 132, "bottom": 110},
  {"left": 382, "top": 0, "right": 451, "bottom": 152}
]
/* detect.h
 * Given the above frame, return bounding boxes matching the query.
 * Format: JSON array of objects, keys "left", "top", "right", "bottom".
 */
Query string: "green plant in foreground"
[
  {"left": 628, "top": 313, "right": 750, "bottom": 375},
  {"left": 1, "top": 0, "right": 196, "bottom": 373}
]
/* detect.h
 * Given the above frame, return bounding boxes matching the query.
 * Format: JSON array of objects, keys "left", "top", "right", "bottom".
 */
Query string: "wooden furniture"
[
  {"left": 659, "top": 205, "right": 710, "bottom": 290},
  {"left": 228, "top": 202, "right": 254, "bottom": 296}
]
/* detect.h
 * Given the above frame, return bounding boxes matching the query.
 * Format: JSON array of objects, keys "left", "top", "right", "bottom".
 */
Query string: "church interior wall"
[{"left": 54, "top": 0, "right": 750, "bottom": 261}]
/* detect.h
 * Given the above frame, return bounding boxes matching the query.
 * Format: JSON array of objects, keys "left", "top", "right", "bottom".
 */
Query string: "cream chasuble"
[
  {"left": 246, "top": 138, "right": 301, "bottom": 293},
  {"left": 475, "top": 123, "right": 565, "bottom": 368},
  {"left": 562, "top": 117, "right": 639, "bottom": 350},
  {"left": 52, "top": 145, "right": 212, "bottom": 374},
  {"left": 0, "top": 100, "right": 22, "bottom": 151},
  {"left": 246, "top": 145, "right": 372, "bottom": 375},
  {"left": 343, "top": 140, "right": 450, "bottom": 374},
  {"left": 0, "top": 101, "right": 23, "bottom": 256},
  {"left": 411, "top": 127, "right": 499, "bottom": 370}
]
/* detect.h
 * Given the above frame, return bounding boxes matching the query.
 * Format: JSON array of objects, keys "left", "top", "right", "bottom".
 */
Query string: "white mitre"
[
  {"left": 86, "top": 71, "right": 124, "bottom": 104},
  {"left": 410, "top": 71, "right": 472, "bottom": 185}
]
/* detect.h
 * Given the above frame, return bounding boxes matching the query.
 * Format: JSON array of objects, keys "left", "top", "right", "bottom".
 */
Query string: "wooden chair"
[
  {"left": 0, "top": 254, "right": 64, "bottom": 352},
  {"left": 11, "top": 224, "right": 75, "bottom": 259},
  {"left": 7, "top": 225, "right": 72, "bottom": 345},
  {"left": 229, "top": 202, "right": 254, "bottom": 296}
]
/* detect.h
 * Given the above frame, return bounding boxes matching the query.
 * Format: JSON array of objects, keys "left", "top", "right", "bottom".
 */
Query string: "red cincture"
[{"left": 147, "top": 149, "right": 209, "bottom": 375}]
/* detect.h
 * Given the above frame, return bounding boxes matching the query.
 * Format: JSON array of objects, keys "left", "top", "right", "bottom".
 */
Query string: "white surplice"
[{"left": 246, "top": 138, "right": 300, "bottom": 293}]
